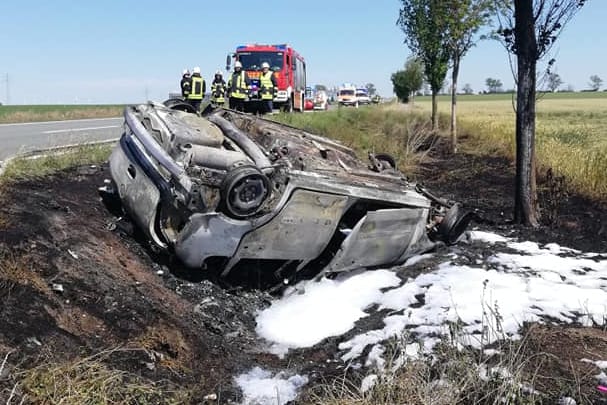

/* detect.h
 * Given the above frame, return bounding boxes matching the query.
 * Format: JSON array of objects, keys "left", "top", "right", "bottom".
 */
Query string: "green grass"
[
  {"left": 0, "top": 104, "right": 124, "bottom": 123},
  {"left": 272, "top": 104, "right": 437, "bottom": 174},
  {"left": 0, "top": 143, "right": 112, "bottom": 182},
  {"left": 412, "top": 92, "right": 607, "bottom": 198}
]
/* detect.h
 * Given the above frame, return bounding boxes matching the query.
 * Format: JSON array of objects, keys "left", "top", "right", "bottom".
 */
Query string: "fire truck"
[{"left": 226, "top": 44, "right": 306, "bottom": 112}]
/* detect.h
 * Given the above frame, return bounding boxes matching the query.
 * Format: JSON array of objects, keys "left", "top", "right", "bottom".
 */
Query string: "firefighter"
[
  {"left": 211, "top": 70, "right": 226, "bottom": 107},
  {"left": 180, "top": 69, "right": 191, "bottom": 100},
  {"left": 188, "top": 66, "right": 206, "bottom": 112},
  {"left": 259, "top": 62, "right": 277, "bottom": 114},
  {"left": 227, "top": 61, "right": 250, "bottom": 112}
]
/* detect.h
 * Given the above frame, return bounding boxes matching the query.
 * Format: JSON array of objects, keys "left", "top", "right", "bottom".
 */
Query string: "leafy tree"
[
  {"left": 462, "top": 83, "right": 474, "bottom": 94},
  {"left": 391, "top": 57, "right": 424, "bottom": 103},
  {"left": 365, "top": 83, "right": 377, "bottom": 96},
  {"left": 485, "top": 77, "right": 503, "bottom": 93},
  {"left": 589, "top": 75, "right": 603, "bottom": 91},
  {"left": 443, "top": 0, "right": 493, "bottom": 152},
  {"left": 545, "top": 72, "right": 562, "bottom": 92},
  {"left": 397, "top": 0, "right": 451, "bottom": 129},
  {"left": 496, "top": 0, "right": 587, "bottom": 227}
]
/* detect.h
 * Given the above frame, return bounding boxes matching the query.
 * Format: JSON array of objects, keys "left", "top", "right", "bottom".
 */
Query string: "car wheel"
[
  {"left": 220, "top": 165, "right": 270, "bottom": 218},
  {"left": 374, "top": 153, "right": 397, "bottom": 170},
  {"left": 437, "top": 203, "right": 473, "bottom": 245}
]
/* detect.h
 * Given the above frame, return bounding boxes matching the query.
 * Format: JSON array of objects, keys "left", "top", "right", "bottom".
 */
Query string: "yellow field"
[{"left": 413, "top": 93, "right": 607, "bottom": 198}]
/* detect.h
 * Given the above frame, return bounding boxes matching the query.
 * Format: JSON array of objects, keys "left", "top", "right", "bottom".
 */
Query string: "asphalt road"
[{"left": 0, "top": 117, "right": 123, "bottom": 161}]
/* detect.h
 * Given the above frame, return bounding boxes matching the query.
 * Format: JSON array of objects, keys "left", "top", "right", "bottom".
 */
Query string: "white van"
[{"left": 338, "top": 87, "right": 358, "bottom": 107}]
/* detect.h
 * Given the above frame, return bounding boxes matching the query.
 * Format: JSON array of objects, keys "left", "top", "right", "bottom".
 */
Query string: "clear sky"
[{"left": 0, "top": 1, "right": 604, "bottom": 105}]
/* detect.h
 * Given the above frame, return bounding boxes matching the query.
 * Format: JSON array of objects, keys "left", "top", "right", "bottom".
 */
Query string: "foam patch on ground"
[{"left": 256, "top": 232, "right": 607, "bottom": 368}]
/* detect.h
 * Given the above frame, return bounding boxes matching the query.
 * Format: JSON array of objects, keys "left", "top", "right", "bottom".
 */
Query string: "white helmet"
[
  {"left": 215, "top": 70, "right": 222, "bottom": 75},
  {"left": 261, "top": 62, "right": 270, "bottom": 69},
  {"left": 192, "top": 66, "right": 201, "bottom": 74},
  {"left": 182, "top": 69, "right": 190, "bottom": 75},
  {"left": 234, "top": 61, "right": 242, "bottom": 68}
]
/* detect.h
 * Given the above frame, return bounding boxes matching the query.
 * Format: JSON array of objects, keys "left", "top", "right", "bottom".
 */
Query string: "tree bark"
[
  {"left": 431, "top": 90, "right": 438, "bottom": 130},
  {"left": 450, "top": 57, "right": 460, "bottom": 154},
  {"left": 514, "top": 0, "right": 540, "bottom": 227}
]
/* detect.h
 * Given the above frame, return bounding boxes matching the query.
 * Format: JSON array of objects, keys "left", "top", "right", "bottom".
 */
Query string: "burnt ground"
[{"left": 0, "top": 136, "right": 606, "bottom": 404}]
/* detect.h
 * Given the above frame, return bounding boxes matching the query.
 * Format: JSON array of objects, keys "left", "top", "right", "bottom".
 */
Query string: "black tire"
[
  {"left": 437, "top": 203, "right": 473, "bottom": 245},
  {"left": 281, "top": 98, "right": 293, "bottom": 113},
  {"left": 372, "top": 153, "right": 397, "bottom": 171},
  {"left": 163, "top": 98, "right": 197, "bottom": 114}
]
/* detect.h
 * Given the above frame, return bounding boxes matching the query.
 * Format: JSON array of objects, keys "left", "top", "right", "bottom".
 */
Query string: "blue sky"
[{"left": 0, "top": 0, "right": 604, "bottom": 104}]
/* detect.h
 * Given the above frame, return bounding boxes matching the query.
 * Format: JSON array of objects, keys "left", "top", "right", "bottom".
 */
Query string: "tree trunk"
[
  {"left": 431, "top": 91, "right": 438, "bottom": 130},
  {"left": 514, "top": 0, "right": 539, "bottom": 227},
  {"left": 450, "top": 57, "right": 460, "bottom": 154}
]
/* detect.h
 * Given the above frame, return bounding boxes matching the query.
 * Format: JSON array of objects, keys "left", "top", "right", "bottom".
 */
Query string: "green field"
[
  {"left": 0, "top": 104, "right": 124, "bottom": 123},
  {"left": 412, "top": 92, "right": 607, "bottom": 198}
]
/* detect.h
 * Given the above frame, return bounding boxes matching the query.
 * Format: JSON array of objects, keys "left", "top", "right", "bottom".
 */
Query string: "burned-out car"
[{"left": 103, "top": 101, "right": 471, "bottom": 280}]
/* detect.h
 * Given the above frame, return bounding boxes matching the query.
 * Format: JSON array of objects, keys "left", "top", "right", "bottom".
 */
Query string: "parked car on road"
[
  {"left": 356, "top": 89, "right": 371, "bottom": 105},
  {"left": 103, "top": 101, "right": 472, "bottom": 283},
  {"left": 313, "top": 90, "right": 329, "bottom": 110}
]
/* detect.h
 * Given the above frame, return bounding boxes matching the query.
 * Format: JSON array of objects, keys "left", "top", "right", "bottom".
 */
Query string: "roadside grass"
[
  {"left": 0, "top": 105, "right": 124, "bottom": 123},
  {"left": 0, "top": 252, "right": 49, "bottom": 295},
  {"left": 412, "top": 93, "right": 607, "bottom": 199},
  {"left": 272, "top": 105, "right": 436, "bottom": 174},
  {"left": 300, "top": 330, "right": 540, "bottom": 405},
  {"left": 0, "top": 143, "right": 113, "bottom": 183},
  {"left": 301, "top": 317, "right": 602, "bottom": 405},
  {"left": 12, "top": 349, "right": 191, "bottom": 404}
]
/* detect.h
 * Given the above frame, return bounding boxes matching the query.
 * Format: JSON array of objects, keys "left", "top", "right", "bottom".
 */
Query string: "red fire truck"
[{"left": 226, "top": 44, "right": 306, "bottom": 112}]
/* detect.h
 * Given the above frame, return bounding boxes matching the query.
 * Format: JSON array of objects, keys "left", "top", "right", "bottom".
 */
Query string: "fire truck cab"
[{"left": 227, "top": 44, "right": 306, "bottom": 112}]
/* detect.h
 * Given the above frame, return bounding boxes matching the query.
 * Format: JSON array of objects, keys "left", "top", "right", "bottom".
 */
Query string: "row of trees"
[
  {"left": 394, "top": 0, "right": 587, "bottom": 227},
  {"left": 397, "top": 73, "right": 602, "bottom": 97}
]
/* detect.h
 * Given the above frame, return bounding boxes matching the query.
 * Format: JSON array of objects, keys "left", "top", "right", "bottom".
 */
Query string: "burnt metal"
[{"left": 106, "top": 102, "right": 471, "bottom": 280}]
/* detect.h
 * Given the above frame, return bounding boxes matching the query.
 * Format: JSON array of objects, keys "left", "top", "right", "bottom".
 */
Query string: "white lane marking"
[
  {"left": 0, "top": 117, "right": 122, "bottom": 127},
  {"left": 42, "top": 125, "right": 121, "bottom": 134}
]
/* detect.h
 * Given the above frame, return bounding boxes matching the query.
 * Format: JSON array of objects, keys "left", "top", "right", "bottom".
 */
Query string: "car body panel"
[{"left": 105, "top": 102, "right": 470, "bottom": 280}]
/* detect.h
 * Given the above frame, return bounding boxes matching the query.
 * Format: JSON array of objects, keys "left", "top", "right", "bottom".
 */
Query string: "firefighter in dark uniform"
[
  {"left": 211, "top": 70, "right": 226, "bottom": 107},
  {"left": 227, "top": 61, "right": 250, "bottom": 112},
  {"left": 188, "top": 66, "right": 206, "bottom": 112},
  {"left": 180, "top": 69, "right": 192, "bottom": 100},
  {"left": 259, "top": 61, "right": 277, "bottom": 114}
]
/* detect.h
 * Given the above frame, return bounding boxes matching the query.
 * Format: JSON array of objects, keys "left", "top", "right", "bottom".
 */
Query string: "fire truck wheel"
[{"left": 281, "top": 98, "right": 292, "bottom": 113}]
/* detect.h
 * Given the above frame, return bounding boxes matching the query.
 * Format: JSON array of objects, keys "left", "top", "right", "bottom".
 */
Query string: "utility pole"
[{"left": 3, "top": 73, "right": 8, "bottom": 105}]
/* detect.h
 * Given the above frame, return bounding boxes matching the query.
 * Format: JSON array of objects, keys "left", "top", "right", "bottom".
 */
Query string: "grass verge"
[
  {"left": 0, "top": 105, "right": 124, "bottom": 124},
  {"left": 272, "top": 104, "right": 436, "bottom": 174},
  {"left": 0, "top": 143, "right": 113, "bottom": 183}
]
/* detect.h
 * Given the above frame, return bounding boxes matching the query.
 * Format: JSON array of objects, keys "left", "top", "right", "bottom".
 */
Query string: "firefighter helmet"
[
  {"left": 182, "top": 69, "right": 190, "bottom": 75},
  {"left": 234, "top": 61, "right": 242, "bottom": 69},
  {"left": 192, "top": 66, "right": 201, "bottom": 74},
  {"left": 261, "top": 62, "right": 270, "bottom": 69},
  {"left": 215, "top": 70, "right": 222, "bottom": 76}
]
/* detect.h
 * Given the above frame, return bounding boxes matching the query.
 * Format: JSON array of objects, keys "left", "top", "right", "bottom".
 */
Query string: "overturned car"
[{"left": 103, "top": 101, "right": 471, "bottom": 281}]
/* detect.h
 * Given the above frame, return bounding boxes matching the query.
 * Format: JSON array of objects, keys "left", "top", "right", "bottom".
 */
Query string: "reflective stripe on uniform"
[
  {"left": 228, "top": 71, "right": 248, "bottom": 99},
  {"left": 259, "top": 71, "right": 274, "bottom": 100},
  {"left": 189, "top": 77, "right": 204, "bottom": 100}
]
